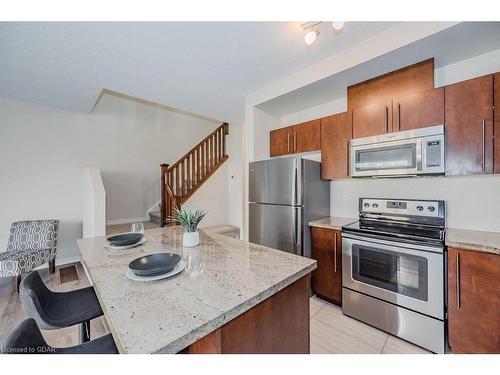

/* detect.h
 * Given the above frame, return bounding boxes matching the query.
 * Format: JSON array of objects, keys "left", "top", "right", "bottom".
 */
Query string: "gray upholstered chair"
[
  {"left": 20, "top": 270, "right": 104, "bottom": 343},
  {"left": 0, "top": 220, "right": 59, "bottom": 293},
  {"left": 1, "top": 318, "right": 118, "bottom": 354}
]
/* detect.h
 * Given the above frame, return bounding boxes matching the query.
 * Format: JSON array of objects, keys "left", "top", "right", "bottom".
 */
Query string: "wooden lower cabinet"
[
  {"left": 310, "top": 227, "right": 342, "bottom": 305},
  {"left": 447, "top": 248, "right": 500, "bottom": 353},
  {"left": 320, "top": 112, "right": 352, "bottom": 180},
  {"left": 181, "top": 276, "right": 310, "bottom": 354}
]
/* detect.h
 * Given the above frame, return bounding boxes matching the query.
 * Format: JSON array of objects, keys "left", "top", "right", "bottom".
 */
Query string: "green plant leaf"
[{"left": 169, "top": 208, "right": 207, "bottom": 232}]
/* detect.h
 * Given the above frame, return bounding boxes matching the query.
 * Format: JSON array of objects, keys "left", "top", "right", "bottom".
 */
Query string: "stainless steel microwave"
[{"left": 350, "top": 125, "right": 445, "bottom": 178}]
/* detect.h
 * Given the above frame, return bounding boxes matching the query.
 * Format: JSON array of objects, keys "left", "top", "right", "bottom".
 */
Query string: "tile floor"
[{"left": 309, "top": 296, "right": 431, "bottom": 354}]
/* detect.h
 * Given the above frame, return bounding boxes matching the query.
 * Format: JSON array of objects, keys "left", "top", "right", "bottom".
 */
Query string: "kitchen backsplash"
[{"left": 330, "top": 174, "right": 500, "bottom": 232}]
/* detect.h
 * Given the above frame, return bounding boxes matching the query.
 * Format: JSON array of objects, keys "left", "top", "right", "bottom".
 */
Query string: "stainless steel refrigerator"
[{"left": 249, "top": 157, "right": 330, "bottom": 258}]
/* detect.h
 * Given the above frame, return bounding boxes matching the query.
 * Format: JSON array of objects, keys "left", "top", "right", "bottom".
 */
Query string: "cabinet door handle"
[
  {"left": 397, "top": 102, "right": 401, "bottom": 131},
  {"left": 333, "top": 232, "right": 337, "bottom": 273},
  {"left": 287, "top": 133, "right": 290, "bottom": 153},
  {"left": 456, "top": 252, "right": 461, "bottom": 309},
  {"left": 294, "top": 131, "right": 297, "bottom": 152},
  {"left": 384, "top": 105, "right": 389, "bottom": 133},
  {"left": 346, "top": 140, "right": 350, "bottom": 177},
  {"left": 482, "top": 119, "right": 486, "bottom": 172}
]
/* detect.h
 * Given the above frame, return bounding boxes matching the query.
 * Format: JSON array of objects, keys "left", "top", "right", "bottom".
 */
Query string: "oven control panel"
[{"left": 360, "top": 198, "right": 444, "bottom": 218}]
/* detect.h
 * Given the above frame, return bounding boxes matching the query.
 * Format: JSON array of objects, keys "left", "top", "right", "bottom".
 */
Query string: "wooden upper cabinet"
[
  {"left": 270, "top": 120, "right": 320, "bottom": 157},
  {"left": 448, "top": 248, "right": 500, "bottom": 354},
  {"left": 445, "top": 75, "right": 494, "bottom": 175},
  {"left": 348, "top": 58, "right": 434, "bottom": 111},
  {"left": 320, "top": 112, "right": 352, "bottom": 180},
  {"left": 393, "top": 87, "right": 444, "bottom": 132},
  {"left": 292, "top": 119, "right": 320, "bottom": 153},
  {"left": 352, "top": 102, "right": 391, "bottom": 139},
  {"left": 270, "top": 126, "right": 292, "bottom": 157},
  {"left": 494, "top": 73, "right": 500, "bottom": 174},
  {"left": 311, "top": 227, "right": 342, "bottom": 305}
]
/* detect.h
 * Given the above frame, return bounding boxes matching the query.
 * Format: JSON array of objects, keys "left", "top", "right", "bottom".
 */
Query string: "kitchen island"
[{"left": 77, "top": 226, "right": 316, "bottom": 354}]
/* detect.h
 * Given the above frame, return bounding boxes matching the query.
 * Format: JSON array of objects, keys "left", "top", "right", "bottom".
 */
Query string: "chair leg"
[
  {"left": 12, "top": 275, "right": 21, "bottom": 294},
  {"left": 49, "top": 259, "right": 56, "bottom": 274},
  {"left": 78, "top": 320, "right": 91, "bottom": 343}
]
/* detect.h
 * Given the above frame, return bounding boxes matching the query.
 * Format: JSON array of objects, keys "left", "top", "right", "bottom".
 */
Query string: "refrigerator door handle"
[
  {"left": 294, "top": 207, "right": 302, "bottom": 256},
  {"left": 292, "top": 157, "right": 302, "bottom": 206}
]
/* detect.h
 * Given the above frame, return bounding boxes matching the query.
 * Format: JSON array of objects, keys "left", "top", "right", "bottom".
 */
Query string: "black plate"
[
  {"left": 128, "top": 253, "right": 181, "bottom": 276},
  {"left": 107, "top": 233, "right": 144, "bottom": 247}
]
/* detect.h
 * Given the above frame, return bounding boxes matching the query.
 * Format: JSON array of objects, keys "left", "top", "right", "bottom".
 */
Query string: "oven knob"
[
  {"left": 363, "top": 203, "right": 370, "bottom": 208},
  {"left": 372, "top": 203, "right": 378, "bottom": 208},
  {"left": 416, "top": 205, "right": 424, "bottom": 211},
  {"left": 428, "top": 206, "right": 435, "bottom": 212}
]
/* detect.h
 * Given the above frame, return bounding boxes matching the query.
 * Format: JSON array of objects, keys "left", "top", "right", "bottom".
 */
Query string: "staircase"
[{"left": 151, "top": 122, "right": 229, "bottom": 227}]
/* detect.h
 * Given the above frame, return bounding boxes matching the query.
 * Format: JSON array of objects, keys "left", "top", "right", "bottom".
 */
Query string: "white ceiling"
[
  {"left": 257, "top": 22, "right": 500, "bottom": 117},
  {"left": 0, "top": 22, "right": 398, "bottom": 123}
]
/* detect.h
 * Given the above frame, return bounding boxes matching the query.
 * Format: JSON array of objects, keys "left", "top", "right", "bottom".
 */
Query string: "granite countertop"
[
  {"left": 446, "top": 228, "right": 500, "bottom": 256},
  {"left": 309, "top": 216, "right": 358, "bottom": 231},
  {"left": 77, "top": 226, "right": 316, "bottom": 354}
]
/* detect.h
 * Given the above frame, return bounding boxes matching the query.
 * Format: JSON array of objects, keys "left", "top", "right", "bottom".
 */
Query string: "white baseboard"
[
  {"left": 106, "top": 216, "right": 150, "bottom": 225},
  {"left": 34, "top": 256, "right": 82, "bottom": 270},
  {"left": 147, "top": 200, "right": 161, "bottom": 214}
]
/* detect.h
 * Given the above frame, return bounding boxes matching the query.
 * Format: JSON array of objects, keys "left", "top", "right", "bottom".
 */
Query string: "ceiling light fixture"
[
  {"left": 301, "top": 21, "right": 345, "bottom": 45},
  {"left": 304, "top": 29, "right": 319, "bottom": 46},
  {"left": 301, "top": 21, "right": 321, "bottom": 46},
  {"left": 332, "top": 21, "right": 345, "bottom": 33}
]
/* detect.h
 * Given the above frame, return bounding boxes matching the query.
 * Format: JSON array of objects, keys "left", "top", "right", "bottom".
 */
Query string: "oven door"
[
  {"left": 350, "top": 138, "right": 422, "bottom": 177},
  {"left": 342, "top": 233, "right": 444, "bottom": 319}
]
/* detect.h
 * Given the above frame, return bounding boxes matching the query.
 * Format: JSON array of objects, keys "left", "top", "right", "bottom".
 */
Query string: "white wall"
[
  {"left": 280, "top": 97, "right": 347, "bottom": 127},
  {"left": 253, "top": 107, "right": 280, "bottom": 161},
  {"left": 331, "top": 175, "right": 500, "bottom": 231},
  {"left": 0, "top": 94, "right": 238, "bottom": 261},
  {"left": 226, "top": 124, "right": 244, "bottom": 231},
  {"left": 82, "top": 166, "right": 106, "bottom": 238}
]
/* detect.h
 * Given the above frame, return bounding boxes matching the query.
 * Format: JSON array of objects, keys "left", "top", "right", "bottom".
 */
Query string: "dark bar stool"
[
  {"left": 20, "top": 271, "right": 104, "bottom": 343},
  {"left": 1, "top": 318, "right": 118, "bottom": 354}
]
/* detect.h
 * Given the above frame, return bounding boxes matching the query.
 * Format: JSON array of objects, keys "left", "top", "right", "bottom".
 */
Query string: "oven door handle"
[{"left": 342, "top": 232, "right": 444, "bottom": 254}]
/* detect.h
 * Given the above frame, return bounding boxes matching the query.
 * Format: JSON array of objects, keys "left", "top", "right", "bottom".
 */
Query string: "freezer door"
[
  {"left": 249, "top": 203, "right": 302, "bottom": 256},
  {"left": 249, "top": 158, "right": 302, "bottom": 205}
]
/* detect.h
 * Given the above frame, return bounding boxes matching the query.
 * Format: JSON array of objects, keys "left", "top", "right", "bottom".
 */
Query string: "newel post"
[
  {"left": 160, "top": 164, "right": 169, "bottom": 228},
  {"left": 223, "top": 122, "right": 229, "bottom": 157}
]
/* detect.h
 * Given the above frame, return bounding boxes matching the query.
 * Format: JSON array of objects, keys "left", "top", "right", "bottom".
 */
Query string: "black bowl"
[
  {"left": 107, "top": 233, "right": 144, "bottom": 247},
  {"left": 128, "top": 253, "right": 181, "bottom": 277}
]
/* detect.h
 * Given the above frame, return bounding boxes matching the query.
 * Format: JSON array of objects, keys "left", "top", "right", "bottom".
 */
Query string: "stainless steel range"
[{"left": 342, "top": 198, "right": 446, "bottom": 353}]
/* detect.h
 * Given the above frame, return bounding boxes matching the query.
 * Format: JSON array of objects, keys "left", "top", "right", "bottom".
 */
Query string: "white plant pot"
[{"left": 183, "top": 231, "right": 200, "bottom": 247}]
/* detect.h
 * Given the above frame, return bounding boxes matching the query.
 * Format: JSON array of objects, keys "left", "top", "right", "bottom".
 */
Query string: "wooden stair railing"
[{"left": 160, "top": 122, "right": 229, "bottom": 227}]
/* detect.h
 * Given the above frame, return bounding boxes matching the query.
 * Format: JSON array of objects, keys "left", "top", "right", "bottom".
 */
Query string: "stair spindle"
[{"left": 187, "top": 154, "right": 191, "bottom": 193}]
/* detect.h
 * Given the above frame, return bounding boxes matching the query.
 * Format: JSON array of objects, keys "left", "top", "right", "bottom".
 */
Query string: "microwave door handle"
[{"left": 416, "top": 139, "right": 423, "bottom": 171}]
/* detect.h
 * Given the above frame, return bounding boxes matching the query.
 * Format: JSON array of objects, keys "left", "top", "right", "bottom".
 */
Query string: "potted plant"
[{"left": 171, "top": 208, "right": 206, "bottom": 247}]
